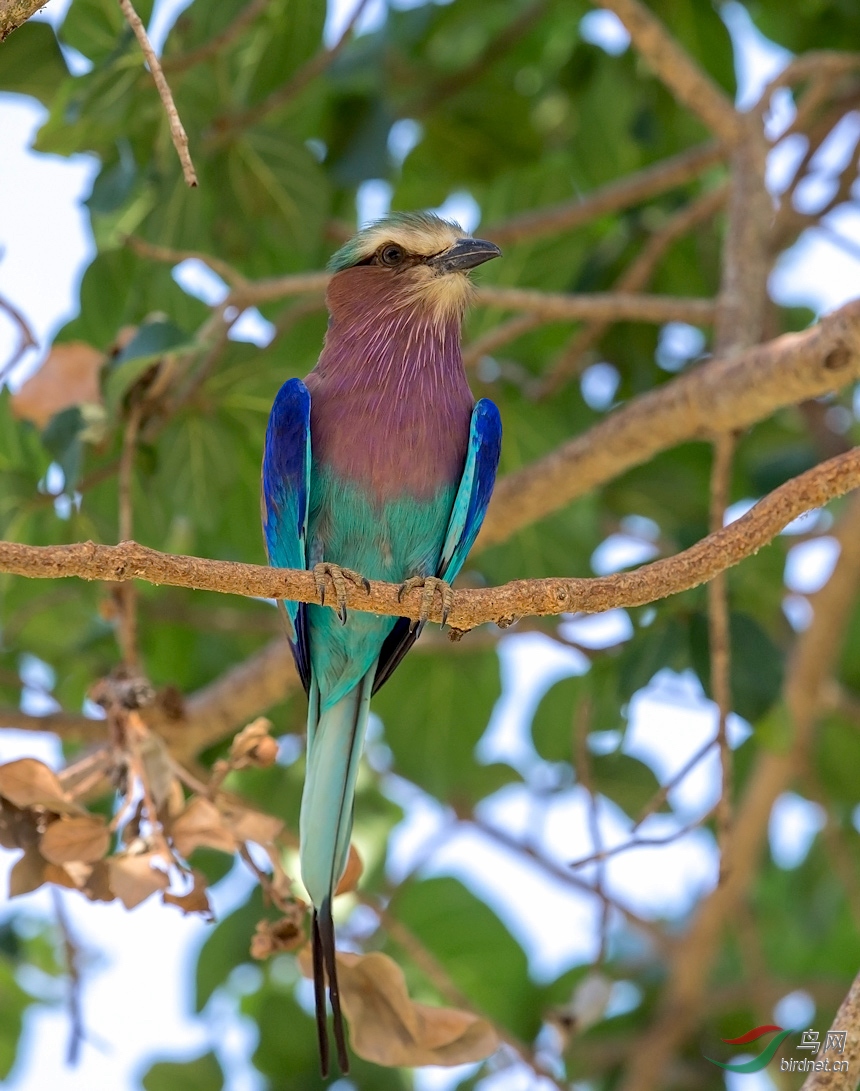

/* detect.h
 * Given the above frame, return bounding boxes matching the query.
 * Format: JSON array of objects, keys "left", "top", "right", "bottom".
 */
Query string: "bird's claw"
[
  {"left": 397, "top": 575, "right": 455, "bottom": 630},
  {"left": 313, "top": 563, "right": 371, "bottom": 624}
]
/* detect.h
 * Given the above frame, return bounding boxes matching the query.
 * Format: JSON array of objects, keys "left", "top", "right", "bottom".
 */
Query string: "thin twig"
[
  {"left": 0, "top": 290, "right": 37, "bottom": 383},
  {"left": 707, "top": 434, "right": 735, "bottom": 862},
  {"left": 118, "top": 0, "right": 198, "bottom": 187},
  {"left": 125, "top": 236, "right": 248, "bottom": 290},
  {"left": 574, "top": 699, "right": 610, "bottom": 963},
  {"left": 116, "top": 402, "right": 143, "bottom": 668},
  {"left": 486, "top": 141, "right": 723, "bottom": 246},
  {"left": 462, "top": 314, "right": 545, "bottom": 369},
  {"left": 632, "top": 739, "right": 716, "bottom": 830},
  {"left": 568, "top": 808, "right": 717, "bottom": 871},
  {"left": 51, "top": 888, "right": 86, "bottom": 1065},
  {"left": 474, "top": 818, "right": 669, "bottom": 950},
  {"left": 757, "top": 51, "right": 860, "bottom": 118}
]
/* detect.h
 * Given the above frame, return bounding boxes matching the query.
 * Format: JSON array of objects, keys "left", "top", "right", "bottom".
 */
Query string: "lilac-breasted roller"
[{"left": 261, "top": 212, "right": 502, "bottom": 1074}]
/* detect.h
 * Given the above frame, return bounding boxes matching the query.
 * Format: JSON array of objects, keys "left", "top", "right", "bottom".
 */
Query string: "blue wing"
[
  {"left": 262, "top": 378, "right": 312, "bottom": 693},
  {"left": 438, "top": 398, "right": 502, "bottom": 582},
  {"left": 373, "top": 398, "right": 501, "bottom": 693}
]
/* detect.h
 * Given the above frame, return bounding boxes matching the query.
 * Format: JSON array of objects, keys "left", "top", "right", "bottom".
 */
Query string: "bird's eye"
[{"left": 380, "top": 244, "right": 404, "bottom": 267}]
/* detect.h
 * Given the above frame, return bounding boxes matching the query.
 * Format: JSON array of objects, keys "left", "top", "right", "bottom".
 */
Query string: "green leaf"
[
  {"left": 41, "top": 407, "right": 85, "bottom": 492},
  {"left": 816, "top": 713, "right": 860, "bottom": 813},
  {"left": 393, "top": 877, "right": 543, "bottom": 1038},
  {"left": 531, "top": 671, "right": 587, "bottom": 764},
  {"left": 248, "top": 987, "right": 408, "bottom": 1090},
  {"left": 0, "top": 956, "right": 31, "bottom": 1080},
  {"left": 0, "top": 22, "right": 69, "bottom": 104},
  {"left": 617, "top": 615, "right": 687, "bottom": 702},
  {"left": 114, "top": 319, "right": 191, "bottom": 363},
  {"left": 591, "top": 750, "right": 663, "bottom": 818},
  {"left": 56, "top": 249, "right": 139, "bottom": 349},
  {"left": 86, "top": 142, "right": 138, "bottom": 213},
  {"left": 195, "top": 885, "right": 266, "bottom": 1012},
  {"left": 690, "top": 611, "right": 785, "bottom": 724},
  {"left": 60, "top": 0, "right": 153, "bottom": 63},
  {"left": 531, "top": 659, "right": 622, "bottom": 764},
  {"left": 373, "top": 648, "right": 516, "bottom": 806},
  {"left": 104, "top": 320, "right": 194, "bottom": 413},
  {"left": 142, "top": 1051, "right": 224, "bottom": 1091}
]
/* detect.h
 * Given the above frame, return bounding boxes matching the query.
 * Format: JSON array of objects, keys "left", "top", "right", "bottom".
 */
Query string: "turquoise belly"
[{"left": 307, "top": 465, "right": 456, "bottom": 708}]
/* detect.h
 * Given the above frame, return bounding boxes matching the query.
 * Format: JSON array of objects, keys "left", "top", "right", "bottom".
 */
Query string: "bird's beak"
[{"left": 429, "top": 237, "right": 501, "bottom": 274}]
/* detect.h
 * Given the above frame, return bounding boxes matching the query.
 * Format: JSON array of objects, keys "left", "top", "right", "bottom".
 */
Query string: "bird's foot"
[
  {"left": 313, "top": 563, "right": 371, "bottom": 624},
  {"left": 397, "top": 575, "right": 454, "bottom": 630}
]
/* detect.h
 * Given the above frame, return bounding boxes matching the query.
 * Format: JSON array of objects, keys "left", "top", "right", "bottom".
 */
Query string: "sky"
[{"left": 1, "top": 2, "right": 859, "bottom": 1091}]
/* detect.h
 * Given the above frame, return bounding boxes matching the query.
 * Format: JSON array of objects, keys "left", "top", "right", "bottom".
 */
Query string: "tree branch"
[
  {"left": 0, "top": 447, "right": 858, "bottom": 632},
  {"left": 594, "top": 0, "right": 741, "bottom": 145},
  {"left": 479, "top": 297, "right": 860, "bottom": 550},
  {"left": 129, "top": 234, "right": 712, "bottom": 326},
  {"left": 800, "top": 972, "right": 860, "bottom": 1090},
  {"left": 167, "top": 637, "right": 300, "bottom": 761},
  {"left": 0, "top": 708, "right": 106, "bottom": 740},
  {"left": 485, "top": 141, "right": 723, "bottom": 246},
  {"left": 535, "top": 182, "right": 727, "bottom": 398},
  {"left": 0, "top": 0, "right": 44, "bottom": 41},
  {"left": 472, "top": 287, "right": 715, "bottom": 326}
]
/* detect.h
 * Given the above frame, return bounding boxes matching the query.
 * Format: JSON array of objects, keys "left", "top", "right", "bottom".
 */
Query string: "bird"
[{"left": 261, "top": 211, "right": 502, "bottom": 1075}]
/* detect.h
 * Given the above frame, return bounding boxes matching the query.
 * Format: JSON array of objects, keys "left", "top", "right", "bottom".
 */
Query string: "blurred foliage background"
[{"left": 1, "top": 0, "right": 860, "bottom": 1087}]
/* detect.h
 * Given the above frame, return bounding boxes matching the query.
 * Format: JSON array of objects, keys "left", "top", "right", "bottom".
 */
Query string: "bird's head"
[{"left": 326, "top": 212, "right": 501, "bottom": 327}]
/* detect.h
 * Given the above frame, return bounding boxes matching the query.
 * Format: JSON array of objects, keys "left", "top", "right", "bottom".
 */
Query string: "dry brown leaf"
[
  {"left": 11, "top": 342, "right": 103, "bottom": 427},
  {"left": 250, "top": 914, "right": 306, "bottom": 959},
  {"left": 40, "top": 814, "right": 110, "bottom": 864},
  {"left": 0, "top": 758, "right": 84, "bottom": 815},
  {"left": 81, "top": 860, "right": 115, "bottom": 903},
  {"left": 298, "top": 949, "right": 500, "bottom": 1067},
  {"left": 218, "top": 802, "right": 283, "bottom": 846},
  {"left": 0, "top": 800, "right": 39, "bottom": 850},
  {"left": 9, "top": 848, "right": 47, "bottom": 897},
  {"left": 163, "top": 869, "right": 213, "bottom": 920},
  {"left": 335, "top": 844, "right": 363, "bottom": 896},
  {"left": 229, "top": 718, "right": 279, "bottom": 769},
  {"left": 170, "top": 796, "right": 237, "bottom": 857},
  {"left": 108, "top": 852, "right": 170, "bottom": 909},
  {"left": 43, "top": 862, "right": 83, "bottom": 891}
]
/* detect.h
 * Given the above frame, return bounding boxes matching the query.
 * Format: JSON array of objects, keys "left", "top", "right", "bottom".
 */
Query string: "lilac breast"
[{"left": 305, "top": 286, "right": 474, "bottom": 502}]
